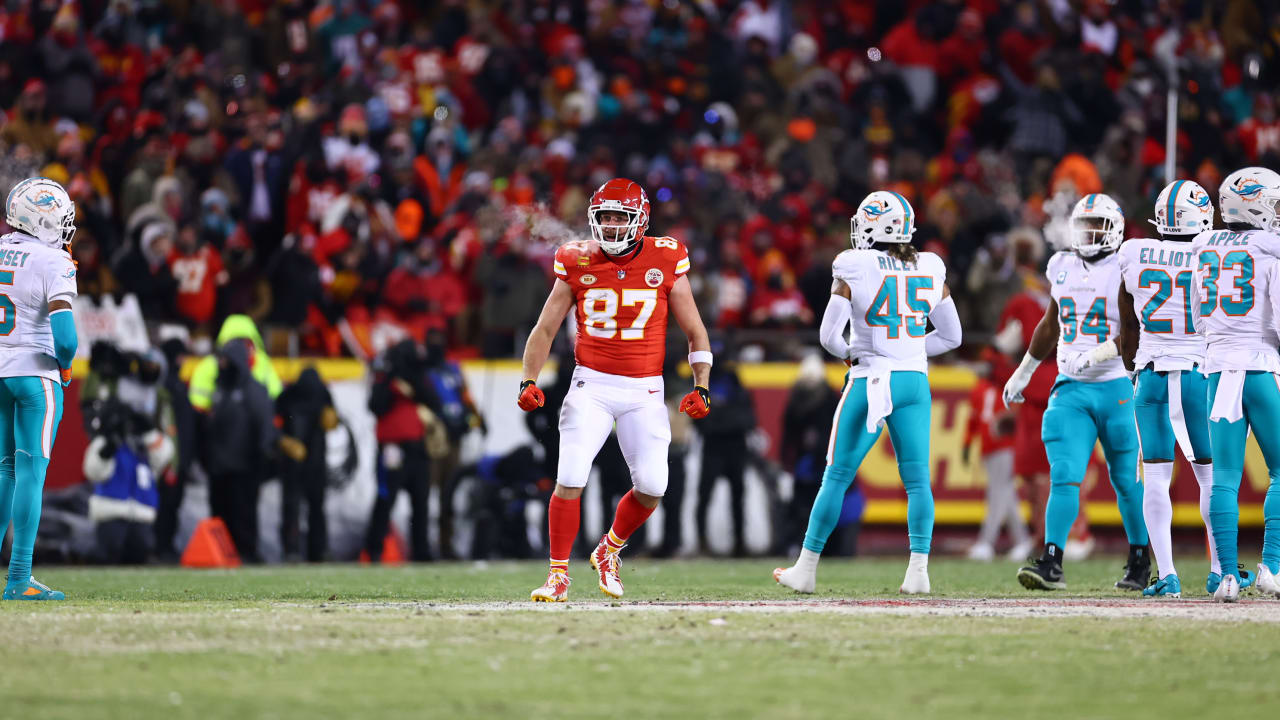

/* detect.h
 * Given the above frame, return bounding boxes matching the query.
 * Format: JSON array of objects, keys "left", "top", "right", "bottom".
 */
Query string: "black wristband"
[{"left": 519, "top": 379, "right": 537, "bottom": 395}]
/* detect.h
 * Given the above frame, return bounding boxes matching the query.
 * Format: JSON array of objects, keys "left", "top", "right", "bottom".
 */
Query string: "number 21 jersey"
[
  {"left": 1116, "top": 237, "right": 1203, "bottom": 371},
  {"left": 553, "top": 236, "right": 691, "bottom": 378}
]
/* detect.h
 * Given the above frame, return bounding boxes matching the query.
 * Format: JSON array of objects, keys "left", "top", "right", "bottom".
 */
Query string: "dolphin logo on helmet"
[
  {"left": 1220, "top": 167, "right": 1280, "bottom": 231},
  {"left": 5, "top": 177, "right": 76, "bottom": 250},
  {"left": 851, "top": 191, "right": 916, "bottom": 250}
]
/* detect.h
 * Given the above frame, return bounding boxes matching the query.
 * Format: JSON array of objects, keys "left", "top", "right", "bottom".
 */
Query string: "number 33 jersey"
[
  {"left": 1116, "top": 238, "right": 1204, "bottom": 371},
  {"left": 1047, "top": 250, "right": 1126, "bottom": 382},
  {"left": 553, "top": 236, "right": 691, "bottom": 378},
  {"left": 0, "top": 233, "right": 78, "bottom": 382},
  {"left": 1192, "top": 228, "right": 1280, "bottom": 373},
  {"left": 832, "top": 248, "right": 946, "bottom": 374}
]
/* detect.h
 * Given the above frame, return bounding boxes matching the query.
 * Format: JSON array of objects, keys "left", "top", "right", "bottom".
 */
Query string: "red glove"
[
  {"left": 517, "top": 379, "right": 545, "bottom": 412},
  {"left": 679, "top": 386, "right": 711, "bottom": 419},
  {"left": 59, "top": 367, "right": 73, "bottom": 388}
]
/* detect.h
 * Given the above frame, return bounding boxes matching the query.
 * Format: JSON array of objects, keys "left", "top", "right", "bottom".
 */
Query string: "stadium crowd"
[
  {"left": 3, "top": 0, "right": 1279, "bottom": 358},
  {"left": 4, "top": 0, "right": 1280, "bottom": 563}
]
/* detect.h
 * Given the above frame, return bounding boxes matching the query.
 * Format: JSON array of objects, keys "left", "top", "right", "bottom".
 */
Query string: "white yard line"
[{"left": 294, "top": 598, "right": 1280, "bottom": 622}]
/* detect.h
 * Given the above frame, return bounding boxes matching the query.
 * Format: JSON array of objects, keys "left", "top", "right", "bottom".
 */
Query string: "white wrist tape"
[
  {"left": 688, "top": 351, "right": 713, "bottom": 367},
  {"left": 1015, "top": 352, "right": 1041, "bottom": 378}
]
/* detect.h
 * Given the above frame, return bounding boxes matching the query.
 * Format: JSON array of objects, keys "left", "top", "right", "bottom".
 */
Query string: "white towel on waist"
[
  {"left": 1209, "top": 370, "right": 1246, "bottom": 424},
  {"left": 862, "top": 358, "right": 894, "bottom": 434},
  {"left": 1166, "top": 370, "right": 1196, "bottom": 461}
]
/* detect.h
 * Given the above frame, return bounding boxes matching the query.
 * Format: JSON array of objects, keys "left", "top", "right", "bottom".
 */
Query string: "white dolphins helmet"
[
  {"left": 851, "top": 190, "right": 916, "bottom": 249},
  {"left": 1069, "top": 193, "right": 1124, "bottom": 257},
  {"left": 1151, "top": 179, "right": 1214, "bottom": 235},
  {"left": 5, "top": 177, "right": 76, "bottom": 249},
  {"left": 1219, "top": 167, "right": 1280, "bottom": 231}
]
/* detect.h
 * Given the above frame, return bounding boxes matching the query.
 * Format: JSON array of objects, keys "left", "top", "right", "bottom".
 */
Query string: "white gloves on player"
[
  {"left": 1063, "top": 340, "right": 1120, "bottom": 377},
  {"left": 1002, "top": 353, "right": 1041, "bottom": 407}
]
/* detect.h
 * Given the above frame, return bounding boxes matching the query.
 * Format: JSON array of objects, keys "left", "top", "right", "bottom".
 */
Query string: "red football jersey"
[{"left": 554, "top": 236, "right": 691, "bottom": 378}]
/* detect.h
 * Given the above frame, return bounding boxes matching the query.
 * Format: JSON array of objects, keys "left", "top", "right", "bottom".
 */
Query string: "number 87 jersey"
[
  {"left": 1047, "top": 250, "right": 1127, "bottom": 381},
  {"left": 553, "top": 236, "right": 691, "bottom": 378}
]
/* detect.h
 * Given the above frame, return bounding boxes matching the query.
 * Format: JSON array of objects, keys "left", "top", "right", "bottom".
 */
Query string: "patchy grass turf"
[{"left": 2, "top": 557, "right": 1278, "bottom": 720}]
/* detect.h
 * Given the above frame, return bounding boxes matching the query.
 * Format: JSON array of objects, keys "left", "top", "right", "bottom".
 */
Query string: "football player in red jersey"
[{"left": 519, "top": 178, "right": 713, "bottom": 602}]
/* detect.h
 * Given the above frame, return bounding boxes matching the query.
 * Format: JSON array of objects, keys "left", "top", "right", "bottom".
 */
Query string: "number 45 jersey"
[
  {"left": 1116, "top": 238, "right": 1204, "bottom": 371},
  {"left": 832, "top": 248, "right": 947, "bottom": 374},
  {"left": 1046, "top": 251, "right": 1126, "bottom": 382},
  {"left": 1192, "top": 228, "right": 1280, "bottom": 373},
  {"left": 0, "top": 233, "right": 78, "bottom": 382},
  {"left": 553, "top": 236, "right": 691, "bottom": 378}
]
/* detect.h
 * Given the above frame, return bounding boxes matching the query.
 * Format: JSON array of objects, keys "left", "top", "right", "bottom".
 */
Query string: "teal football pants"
[
  {"left": 0, "top": 376, "right": 64, "bottom": 589},
  {"left": 803, "top": 371, "right": 933, "bottom": 555},
  {"left": 1134, "top": 368, "right": 1212, "bottom": 461},
  {"left": 1207, "top": 371, "right": 1280, "bottom": 578},
  {"left": 1041, "top": 376, "right": 1146, "bottom": 551}
]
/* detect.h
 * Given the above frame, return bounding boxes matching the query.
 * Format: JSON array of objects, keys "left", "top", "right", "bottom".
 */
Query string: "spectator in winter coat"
[
  {"left": 188, "top": 314, "right": 283, "bottom": 413},
  {"left": 276, "top": 368, "right": 338, "bottom": 562},
  {"left": 694, "top": 356, "right": 758, "bottom": 556},
  {"left": 198, "top": 339, "right": 292, "bottom": 563},
  {"left": 364, "top": 339, "right": 444, "bottom": 562},
  {"left": 113, "top": 222, "right": 178, "bottom": 322}
]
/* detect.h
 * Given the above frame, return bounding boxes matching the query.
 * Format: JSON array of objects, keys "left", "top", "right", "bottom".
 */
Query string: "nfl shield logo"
[{"left": 617, "top": 270, "right": 626, "bottom": 279}]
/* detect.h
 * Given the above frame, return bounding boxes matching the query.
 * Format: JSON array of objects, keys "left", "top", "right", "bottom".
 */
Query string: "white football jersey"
[
  {"left": 832, "top": 248, "right": 947, "bottom": 375},
  {"left": 1047, "top": 251, "right": 1126, "bottom": 382},
  {"left": 0, "top": 233, "right": 78, "bottom": 382},
  {"left": 1116, "top": 238, "right": 1204, "bottom": 371},
  {"left": 1193, "top": 228, "right": 1280, "bottom": 374}
]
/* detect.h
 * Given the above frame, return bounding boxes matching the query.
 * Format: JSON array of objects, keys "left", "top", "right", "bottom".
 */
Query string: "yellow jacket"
[{"left": 188, "top": 315, "right": 282, "bottom": 411}]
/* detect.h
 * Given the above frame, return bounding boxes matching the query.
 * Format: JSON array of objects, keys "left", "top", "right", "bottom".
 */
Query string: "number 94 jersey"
[
  {"left": 1047, "top": 251, "right": 1126, "bottom": 382},
  {"left": 833, "top": 248, "right": 947, "bottom": 373},
  {"left": 553, "top": 236, "right": 691, "bottom": 378},
  {"left": 1116, "top": 238, "right": 1204, "bottom": 371}
]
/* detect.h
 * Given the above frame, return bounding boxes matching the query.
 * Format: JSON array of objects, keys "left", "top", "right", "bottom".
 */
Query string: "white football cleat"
[
  {"left": 1214, "top": 573, "right": 1240, "bottom": 603},
  {"left": 899, "top": 565, "right": 931, "bottom": 595},
  {"left": 589, "top": 539, "right": 625, "bottom": 598},
  {"left": 1255, "top": 564, "right": 1280, "bottom": 598},
  {"left": 773, "top": 565, "right": 816, "bottom": 593},
  {"left": 967, "top": 542, "right": 995, "bottom": 562},
  {"left": 530, "top": 568, "right": 571, "bottom": 603}
]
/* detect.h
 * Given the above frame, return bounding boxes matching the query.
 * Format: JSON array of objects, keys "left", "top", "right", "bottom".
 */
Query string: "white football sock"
[
  {"left": 908, "top": 552, "right": 928, "bottom": 571},
  {"left": 1142, "top": 462, "right": 1175, "bottom": 578},
  {"left": 1191, "top": 461, "right": 1221, "bottom": 574},
  {"left": 795, "top": 548, "right": 820, "bottom": 574}
]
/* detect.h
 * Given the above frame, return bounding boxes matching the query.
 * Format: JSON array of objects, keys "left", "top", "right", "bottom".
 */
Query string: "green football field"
[{"left": 2, "top": 557, "right": 1277, "bottom": 720}]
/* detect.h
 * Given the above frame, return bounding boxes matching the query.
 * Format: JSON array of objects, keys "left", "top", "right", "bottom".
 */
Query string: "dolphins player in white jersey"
[
  {"left": 1116, "top": 180, "right": 1220, "bottom": 598},
  {"left": 1197, "top": 167, "right": 1280, "bottom": 602},
  {"left": 0, "top": 177, "right": 79, "bottom": 600},
  {"left": 1004, "top": 193, "right": 1150, "bottom": 591},
  {"left": 773, "top": 191, "right": 961, "bottom": 595}
]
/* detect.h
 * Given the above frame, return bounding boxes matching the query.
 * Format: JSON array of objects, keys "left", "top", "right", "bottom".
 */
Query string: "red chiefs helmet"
[{"left": 588, "top": 178, "right": 649, "bottom": 255}]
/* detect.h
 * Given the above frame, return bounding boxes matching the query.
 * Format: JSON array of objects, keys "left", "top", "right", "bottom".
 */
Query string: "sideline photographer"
[{"left": 82, "top": 399, "right": 174, "bottom": 564}]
